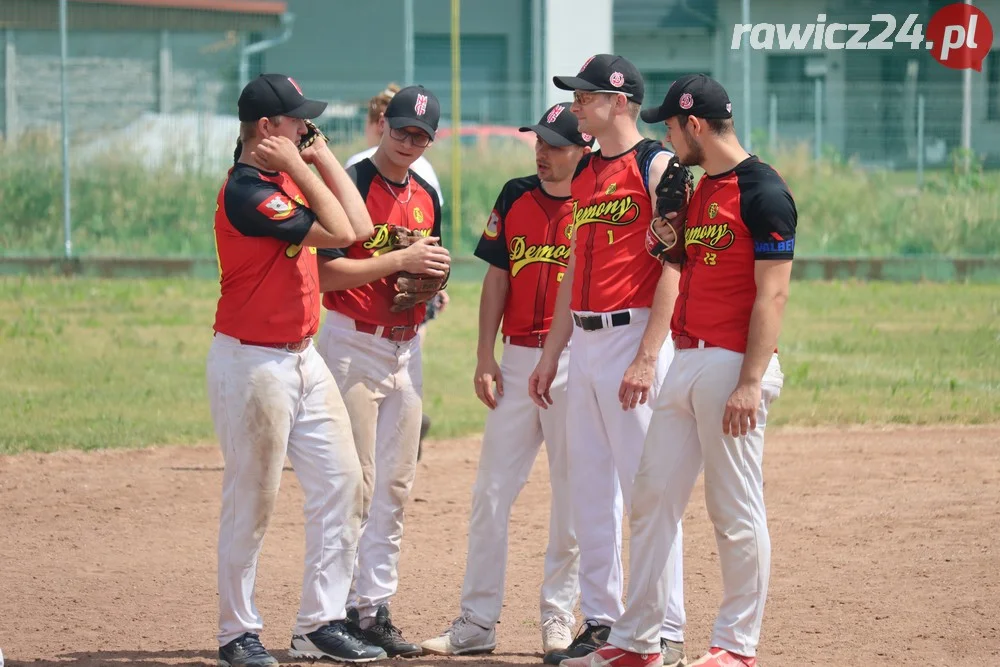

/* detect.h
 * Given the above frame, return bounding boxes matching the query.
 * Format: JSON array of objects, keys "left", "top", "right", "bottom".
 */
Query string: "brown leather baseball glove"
[
  {"left": 645, "top": 155, "right": 694, "bottom": 264},
  {"left": 390, "top": 226, "right": 450, "bottom": 313}
]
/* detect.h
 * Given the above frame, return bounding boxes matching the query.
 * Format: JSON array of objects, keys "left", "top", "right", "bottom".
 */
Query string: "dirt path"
[{"left": 1, "top": 425, "right": 998, "bottom": 666}]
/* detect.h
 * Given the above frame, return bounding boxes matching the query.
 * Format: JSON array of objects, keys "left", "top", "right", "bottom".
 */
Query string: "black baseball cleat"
[
  {"left": 542, "top": 620, "right": 610, "bottom": 665},
  {"left": 290, "top": 621, "right": 387, "bottom": 663},
  {"left": 361, "top": 604, "right": 423, "bottom": 658},
  {"left": 218, "top": 632, "right": 278, "bottom": 667}
]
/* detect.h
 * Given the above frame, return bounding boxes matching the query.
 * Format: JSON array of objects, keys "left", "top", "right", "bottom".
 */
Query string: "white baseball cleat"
[
  {"left": 419, "top": 615, "right": 497, "bottom": 655},
  {"left": 541, "top": 616, "right": 574, "bottom": 654}
]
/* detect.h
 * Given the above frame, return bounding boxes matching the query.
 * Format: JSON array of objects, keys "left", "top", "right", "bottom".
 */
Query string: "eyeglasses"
[
  {"left": 389, "top": 127, "right": 432, "bottom": 147},
  {"left": 573, "top": 90, "right": 633, "bottom": 105}
]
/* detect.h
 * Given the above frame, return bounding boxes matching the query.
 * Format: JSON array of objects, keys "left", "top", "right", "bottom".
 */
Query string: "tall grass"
[{"left": 1, "top": 135, "right": 996, "bottom": 258}]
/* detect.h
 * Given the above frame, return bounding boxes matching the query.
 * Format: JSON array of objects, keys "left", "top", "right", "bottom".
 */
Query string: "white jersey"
[{"left": 344, "top": 147, "right": 444, "bottom": 207}]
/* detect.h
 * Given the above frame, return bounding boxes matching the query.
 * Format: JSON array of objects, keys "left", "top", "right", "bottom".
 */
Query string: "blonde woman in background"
[{"left": 344, "top": 84, "right": 448, "bottom": 459}]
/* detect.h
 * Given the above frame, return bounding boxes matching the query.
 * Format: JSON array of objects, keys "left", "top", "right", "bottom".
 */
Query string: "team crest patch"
[
  {"left": 547, "top": 105, "right": 566, "bottom": 124},
  {"left": 484, "top": 209, "right": 500, "bottom": 239},
  {"left": 605, "top": 183, "right": 617, "bottom": 196},
  {"left": 413, "top": 207, "right": 424, "bottom": 223},
  {"left": 257, "top": 193, "right": 294, "bottom": 220},
  {"left": 581, "top": 132, "right": 592, "bottom": 143},
  {"left": 415, "top": 94, "right": 428, "bottom": 116},
  {"left": 679, "top": 93, "right": 694, "bottom": 110},
  {"left": 609, "top": 72, "right": 625, "bottom": 88},
  {"left": 708, "top": 202, "right": 719, "bottom": 219}
]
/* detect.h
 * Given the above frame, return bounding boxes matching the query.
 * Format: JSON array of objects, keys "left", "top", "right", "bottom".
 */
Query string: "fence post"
[
  {"left": 813, "top": 77, "right": 822, "bottom": 162},
  {"left": 4, "top": 29, "right": 16, "bottom": 145},
  {"left": 768, "top": 93, "right": 777, "bottom": 154},
  {"left": 917, "top": 94, "right": 925, "bottom": 189},
  {"left": 59, "top": 0, "right": 72, "bottom": 259}
]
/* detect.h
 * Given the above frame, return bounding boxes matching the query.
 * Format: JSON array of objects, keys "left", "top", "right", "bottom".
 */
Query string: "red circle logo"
[{"left": 926, "top": 3, "right": 993, "bottom": 71}]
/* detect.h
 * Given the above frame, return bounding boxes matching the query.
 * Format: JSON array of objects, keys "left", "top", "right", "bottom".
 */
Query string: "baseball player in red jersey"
[
  {"left": 208, "top": 73, "right": 387, "bottom": 667},
  {"left": 528, "top": 55, "right": 688, "bottom": 667},
  {"left": 562, "top": 75, "right": 796, "bottom": 667},
  {"left": 420, "top": 103, "right": 594, "bottom": 658},
  {"left": 315, "top": 85, "right": 449, "bottom": 660}
]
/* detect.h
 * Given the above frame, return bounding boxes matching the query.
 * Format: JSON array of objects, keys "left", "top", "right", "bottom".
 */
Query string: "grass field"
[{"left": 0, "top": 277, "right": 997, "bottom": 455}]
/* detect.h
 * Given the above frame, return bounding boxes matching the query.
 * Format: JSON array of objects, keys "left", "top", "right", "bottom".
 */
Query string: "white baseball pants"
[
  {"left": 207, "top": 333, "right": 362, "bottom": 646},
  {"left": 566, "top": 308, "right": 686, "bottom": 641},
  {"left": 316, "top": 310, "right": 424, "bottom": 621},
  {"left": 460, "top": 344, "right": 579, "bottom": 628},
  {"left": 609, "top": 348, "right": 784, "bottom": 657}
]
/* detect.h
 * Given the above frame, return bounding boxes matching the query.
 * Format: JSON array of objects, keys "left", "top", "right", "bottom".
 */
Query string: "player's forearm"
[
  {"left": 287, "top": 162, "right": 355, "bottom": 244},
  {"left": 477, "top": 269, "right": 509, "bottom": 359},
  {"left": 318, "top": 253, "right": 403, "bottom": 293},
  {"left": 313, "top": 152, "right": 375, "bottom": 240},
  {"left": 636, "top": 263, "right": 679, "bottom": 360},
  {"left": 739, "top": 288, "right": 788, "bottom": 386}
]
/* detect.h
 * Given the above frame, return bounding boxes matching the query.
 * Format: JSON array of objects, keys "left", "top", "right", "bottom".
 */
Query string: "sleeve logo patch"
[
  {"left": 484, "top": 209, "right": 501, "bottom": 239},
  {"left": 258, "top": 193, "right": 295, "bottom": 220},
  {"left": 754, "top": 237, "right": 795, "bottom": 254}
]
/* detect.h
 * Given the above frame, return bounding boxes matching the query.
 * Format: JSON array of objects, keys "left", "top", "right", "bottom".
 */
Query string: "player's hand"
[
  {"left": 474, "top": 355, "right": 504, "bottom": 410},
  {"left": 299, "top": 135, "right": 332, "bottom": 165},
  {"left": 619, "top": 352, "right": 656, "bottom": 411},
  {"left": 651, "top": 213, "right": 679, "bottom": 247},
  {"left": 252, "top": 135, "right": 305, "bottom": 173},
  {"left": 399, "top": 237, "right": 451, "bottom": 277},
  {"left": 528, "top": 356, "right": 557, "bottom": 409},
  {"left": 722, "top": 381, "right": 761, "bottom": 437}
]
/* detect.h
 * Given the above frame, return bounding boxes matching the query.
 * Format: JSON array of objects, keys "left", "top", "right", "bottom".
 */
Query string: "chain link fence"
[{"left": 0, "top": 10, "right": 997, "bottom": 278}]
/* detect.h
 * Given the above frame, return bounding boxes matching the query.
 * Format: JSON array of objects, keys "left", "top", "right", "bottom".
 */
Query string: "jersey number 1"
[{"left": 607, "top": 230, "right": 614, "bottom": 244}]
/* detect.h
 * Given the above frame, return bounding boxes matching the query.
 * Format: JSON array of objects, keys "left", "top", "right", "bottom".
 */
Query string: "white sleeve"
[{"left": 414, "top": 157, "right": 444, "bottom": 207}]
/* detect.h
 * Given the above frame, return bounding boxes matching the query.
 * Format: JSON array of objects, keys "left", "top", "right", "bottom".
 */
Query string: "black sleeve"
[
  {"left": 473, "top": 176, "right": 537, "bottom": 271},
  {"left": 317, "top": 161, "right": 374, "bottom": 260},
  {"left": 741, "top": 168, "right": 798, "bottom": 260},
  {"left": 635, "top": 138, "right": 668, "bottom": 192},
  {"left": 573, "top": 152, "right": 593, "bottom": 179},
  {"left": 224, "top": 170, "right": 316, "bottom": 245}
]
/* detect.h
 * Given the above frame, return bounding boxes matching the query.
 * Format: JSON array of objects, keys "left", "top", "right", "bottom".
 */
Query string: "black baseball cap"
[
  {"left": 385, "top": 85, "right": 441, "bottom": 140},
  {"left": 640, "top": 74, "right": 733, "bottom": 124},
  {"left": 238, "top": 73, "right": 327, "bottom": 121},
  {"left": 519, "top": 102, "right": 595, "bottom": 148},
  {"left": 553, "top": 54, "right": 645, "bottom": 104}
]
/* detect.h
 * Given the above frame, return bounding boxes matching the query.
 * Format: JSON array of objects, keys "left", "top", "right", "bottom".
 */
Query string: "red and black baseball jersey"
[
  {"left": 320, "top": 158, "right": 441, "bottom": 326},
  {"left": 474, "top": 175, "right": 574, "bottom": 338},
  {"left": 213, "top": 163, "right": 320, "bottom": 343},
  {"left": 671, "top": 156, "right": 797, "bottom": 353},
  {"left": 569, "top": 138, "right": 666, "bottom": 313}
]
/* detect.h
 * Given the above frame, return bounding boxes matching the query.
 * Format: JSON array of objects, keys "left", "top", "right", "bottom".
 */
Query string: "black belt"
[{"left": 572, "top": 311, "right": 631, "bottom": 332}]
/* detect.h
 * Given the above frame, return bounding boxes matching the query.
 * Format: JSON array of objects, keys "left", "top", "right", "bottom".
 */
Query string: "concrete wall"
[{"left": 544, "top": 0, "right": 613, "bottom": 110}]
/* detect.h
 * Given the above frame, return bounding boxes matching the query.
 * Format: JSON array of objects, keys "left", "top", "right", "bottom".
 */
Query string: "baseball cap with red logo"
[
  {"left": 640, "top": 73, "right": 733, "bottom": 123},
  {"left": 237, "top": 73, "right": 328, "bottom": 121},
  {"left": 552, "top": 53, "right": 645, "bottom": 104},
  {"left": 384, "top": 85, "right": 441, "bottom": 140},
  {"left": 519, "top": 102, "right": 596, "bottom": 148}
]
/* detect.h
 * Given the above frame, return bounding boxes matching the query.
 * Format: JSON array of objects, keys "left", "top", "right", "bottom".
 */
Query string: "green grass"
[
  {"left": 0, "top": 277, "right": 997, "bottom": 455},
  {"left": 1, "top": 136, "right": 998, "bottom": 259}
]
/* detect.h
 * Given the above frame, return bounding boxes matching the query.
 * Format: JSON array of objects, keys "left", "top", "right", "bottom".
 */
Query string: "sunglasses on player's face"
[
  {"left": 389, "top": 127, "right": 432, "bottom": 147},
  {"left": 573, "top": 90, "right": 631, "bottom": 105}
]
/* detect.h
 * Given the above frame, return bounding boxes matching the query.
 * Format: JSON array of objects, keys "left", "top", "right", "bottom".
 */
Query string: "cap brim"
[
  {"left": 518, "top": 124, "right": 575, "bottom": 147},
  {"left": 640, "top": 106, "right": 670, "bottom": 124},
  {"left": 285, "top": 99, "right": 328, "bottom": 120},
  {"left": 552, "top": 75, "right": 602, "bottom": 92},
  {"left": 388, "top": 116, "right": 437, "bottom": 140}
]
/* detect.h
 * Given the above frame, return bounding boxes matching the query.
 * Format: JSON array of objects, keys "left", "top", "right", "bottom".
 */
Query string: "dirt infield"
[{"left": 1, "top": 425, "right": 998, "bottom": 666}]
